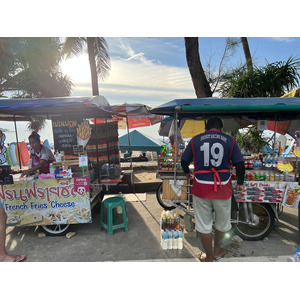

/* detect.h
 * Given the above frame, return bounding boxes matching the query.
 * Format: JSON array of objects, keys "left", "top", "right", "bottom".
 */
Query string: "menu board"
[{"left": 52, "top": 118, "right": 83, "bottom": 152}]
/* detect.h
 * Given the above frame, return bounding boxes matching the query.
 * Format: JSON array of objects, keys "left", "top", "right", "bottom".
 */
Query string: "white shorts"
[{"left": 193, "top": 195, "right": 232, "bottom": 234}]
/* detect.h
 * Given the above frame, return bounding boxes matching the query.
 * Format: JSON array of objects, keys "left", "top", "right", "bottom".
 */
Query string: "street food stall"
[
  {"left": 150, "top": 96, "right": 300, "bottom": 241},
  {"left": 0, "top": 96, "right": 122, "bottom": 235}
]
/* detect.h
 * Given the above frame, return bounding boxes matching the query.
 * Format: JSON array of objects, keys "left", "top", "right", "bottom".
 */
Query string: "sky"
[{"left": 2, "top": 36, "right": 300, "bottom": 145}]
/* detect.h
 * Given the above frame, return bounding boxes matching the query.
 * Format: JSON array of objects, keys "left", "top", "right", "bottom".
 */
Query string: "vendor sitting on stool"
[{"left": 22, "top": 132, "right": 55, "bottom": 176}]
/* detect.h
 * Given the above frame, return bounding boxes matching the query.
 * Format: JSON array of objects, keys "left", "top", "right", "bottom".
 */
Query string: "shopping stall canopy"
[
  {"left": 119, "top": 130, "right": 161, "bottom": 154},
  {"left": 150, "top": 97, "right": 300, "bottom": 121},
  {"left": 94, "top": 102, "right": 164, "bottom": 129},
  {"left": 0, "top": 96, "right": 113, "bottom": 121}
]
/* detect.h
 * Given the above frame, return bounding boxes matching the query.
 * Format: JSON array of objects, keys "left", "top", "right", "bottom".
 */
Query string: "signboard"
[
  {"left": 232, "top": 181, "right": 299, "bottom": 204},
  {"left": 52, "top": 118, "right": 81, "bottom": 152},
  {"left": 1, "top": 178, "right": 91, "bottom": 226}
]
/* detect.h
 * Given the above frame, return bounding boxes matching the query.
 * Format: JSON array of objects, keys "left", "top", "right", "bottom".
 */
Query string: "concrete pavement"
[{"left": 4, "top": 191, "right": 300, "bottom": 262}]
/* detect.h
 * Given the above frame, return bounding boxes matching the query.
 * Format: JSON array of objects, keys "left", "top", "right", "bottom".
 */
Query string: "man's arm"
[
  {"left": 181, "top": 158, "right": 193, "bottom": 179},
  {"left": 234, "top": 161, "right": 245, "bottom": 193}
]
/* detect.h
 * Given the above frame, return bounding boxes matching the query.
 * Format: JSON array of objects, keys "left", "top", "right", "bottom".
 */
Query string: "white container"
[
  {"left": 167, "top": 230, "right": 173, "bottom": 249},
  {"left": 178, "top": 229, "right": 183, "bottom": 249},
  {"left": 161, "top": 230, "right": 168, "bottom": 250},
  {"left": 172, "top": 230, "right": 178, "bottom": 249}
]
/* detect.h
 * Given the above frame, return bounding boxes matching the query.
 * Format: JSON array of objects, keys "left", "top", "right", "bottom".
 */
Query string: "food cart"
[
  {"left": 150, "top": 97, "right": 300, "bottom": 241},
  {"left": 0, "top": 96, "right": 122, "bottom": 235}
]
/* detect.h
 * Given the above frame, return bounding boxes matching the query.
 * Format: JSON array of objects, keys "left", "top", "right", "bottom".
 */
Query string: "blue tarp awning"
[{"left": 0, "top": 96, "right": 112, "bottom": 121}]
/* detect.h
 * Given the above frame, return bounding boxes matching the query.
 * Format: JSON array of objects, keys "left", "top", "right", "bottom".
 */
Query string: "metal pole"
[
  {"left": 126, "top": 116, "right": 133, "bottom": 170},
  {"left": 126, "top": 116, "right": 135, "bottom": 193},
  {"left": 94, "top": 117, "right": 100, "bottom": 183},
  {"left": 105, "top": 118, "right": 110, "bottom": 165},
  {"left": 14, "top": 117, "right": 22, "bottom": 170},
  {"left": 174, "top": 109, "right": 178, "bottom": 183}
]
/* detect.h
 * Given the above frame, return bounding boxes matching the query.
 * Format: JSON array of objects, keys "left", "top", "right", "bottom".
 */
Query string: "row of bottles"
[
  {"left": 244, "top": 152, "right": 279, "bottom": 170},
  {"left": 158, "top": 160, "right": 183, "bottom": 171},
  {"left": 160, "top": 210, "right": 181, "bottom": 230},
  {"left": 161, "top": 229, "right": 183, "bottom": 250},
  {"left": 160, "top": 210, "right": 183, "bottom": 250},
  {"left": 160, "top": 141, "right": 185, "bottom": 157},
  {"left": 264, "top": 152, "right": 279, "bottom": 169}
]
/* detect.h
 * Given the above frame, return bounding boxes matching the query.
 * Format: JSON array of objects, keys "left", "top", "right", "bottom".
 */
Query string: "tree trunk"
[
  {"left": 87, "top": 37, "right": 99, "bottom": 96},
  {"left": 184, "top": 37, "right": 212, "bottom": 98},
  {"left": 241, "top": 37, "right": 253, "bottom": 72}
]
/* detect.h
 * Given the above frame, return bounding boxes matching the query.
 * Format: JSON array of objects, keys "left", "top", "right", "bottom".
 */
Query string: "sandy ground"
[{"left": 133, "top": 169, "right": 161, "bottom": 183}]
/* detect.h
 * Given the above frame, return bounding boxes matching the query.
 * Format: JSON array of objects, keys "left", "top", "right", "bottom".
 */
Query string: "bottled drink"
[
  {"left": 167, "top": 230, "right": 173, "bottom": 249},
  {"left": 49, "top": 163, "right": 55, "bottom": 174},
  {"left": 179, "top": 142, "right": 185, "bottom": 156},
  {"left": 172, "top": 230, "right": 178, "bottom": 249},
  {"left": 287, "top": 245, "right": 300, "bottom": 262},
  {"left": 175, "top": 213, "right": 180, "bottom": 229},
  {"left": 269, "top": 172, "right": 275, "bottom": 181},
  {"left": 272, "top": 152, "right": 279, "bottom": 168},
  {"left": 161, "top": 230, "right": 168, "bottom": 250},
  {"left": 178, "top": 229, "right": 183, "bottom": 249},
  {"left": 264, "top": 152, "right": 272, "bottom": 168}
]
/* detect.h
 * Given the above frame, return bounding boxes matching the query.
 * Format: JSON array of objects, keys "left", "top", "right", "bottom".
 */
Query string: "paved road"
[{"left": 4, "top": 192, "right": 300, "bottom": 262}]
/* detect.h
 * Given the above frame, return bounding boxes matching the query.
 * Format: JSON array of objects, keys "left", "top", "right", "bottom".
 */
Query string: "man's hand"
[
  {"left": 185, "top": 172, "right": 194, "bottom": 180},
  {"left": 236, "top": 184, "right": 245, "bottom": 194}
]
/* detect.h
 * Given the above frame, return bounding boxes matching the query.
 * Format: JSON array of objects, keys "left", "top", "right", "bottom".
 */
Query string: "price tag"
[
  {"left": 73, "top": 145, "right": 84, "bottom": 154},
  {"left": 293, "top": 147, "right": 300, "bottom": 158},
  {"left": 79, "top": 155, "right": 88, "bottom": 167},
  {"left": 276, "top": 160, "right": 294, "bottom": 172}
]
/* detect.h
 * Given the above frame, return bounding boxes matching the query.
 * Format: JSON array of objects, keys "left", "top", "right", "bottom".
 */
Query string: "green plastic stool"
[{"left": 100, "top": 196, "right": 128, "bottom": 235}]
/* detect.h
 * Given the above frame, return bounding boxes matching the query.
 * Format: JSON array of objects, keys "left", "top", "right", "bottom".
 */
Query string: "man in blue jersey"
[{"left": 181, "top": 117, "right": 245, "bottom": 262}]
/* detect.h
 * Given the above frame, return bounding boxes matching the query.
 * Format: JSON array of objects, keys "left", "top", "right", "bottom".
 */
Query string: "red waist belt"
[{"left": 194, "top": 168, "right": 230, "bottom": 192}]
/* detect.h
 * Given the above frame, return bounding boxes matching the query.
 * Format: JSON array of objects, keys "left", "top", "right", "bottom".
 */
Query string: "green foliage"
[
  {"left": 0, "top": 37, "right": 73, "bottom": 98},
  {"left": 219, "top": 56, "right": 300, "bottom": 98},
  {"left": 233, "top": 127, "right": 266, "bottom": 154}
]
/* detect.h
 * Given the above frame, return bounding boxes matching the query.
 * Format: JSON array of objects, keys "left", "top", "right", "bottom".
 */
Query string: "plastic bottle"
[
  {"left": 272, "top": 152, "right": 279, "bottom": 168},
  {"left": 172, "top": 229, "right": 178, "bottom": 249},
  {"left": 49, "top": 163, "right": 55, "bottom": 174},
  {"left": 55, "top": 151, "right": 61, "bottom": 162},
  {"left": 265, "top": 152, "right": 272, "bottom": 168},
  {"left": 178, "top": 229, "right": 183, "bottom": 249},
  {"left": 167, "top": 230, "right": 173, "bottom": 249},
  {"left": 287, "top": 245, "right": 300, "bottom": 262},
  {"left": 179, "top": 142, "right": 185, "bottom": 156},
  {"left": 161, "top": 230, "right": 168, "bottom": 250}
]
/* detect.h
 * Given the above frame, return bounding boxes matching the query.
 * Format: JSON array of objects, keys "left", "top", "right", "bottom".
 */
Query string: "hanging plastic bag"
[{"left": 168, "top": 119, "right": 183, "bottom": 146}]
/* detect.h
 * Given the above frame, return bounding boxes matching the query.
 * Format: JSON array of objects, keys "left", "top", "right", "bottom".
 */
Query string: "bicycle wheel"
[
  {"left": 156, "top": 182, "right": 176, "bottom": 210},
  {"left": 233, "top": 203, "right": 275, "bottom": 241},
  {"left": 41, "top": 224, "right": 71, "bottom": 236}
]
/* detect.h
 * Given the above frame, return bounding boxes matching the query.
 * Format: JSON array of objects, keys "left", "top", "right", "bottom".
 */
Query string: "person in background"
[
  {"left": 181, "top": 117, "right": 245, "bottom": 262},
  {"left": 0, "top": 202, "right": 26, "bottom": 262},
  {"left": 21, "top": 132, "right": 55, "bottom": 176}
]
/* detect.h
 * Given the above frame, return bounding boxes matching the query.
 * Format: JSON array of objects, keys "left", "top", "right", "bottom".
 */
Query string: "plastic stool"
[{"left": 100, "top": 196, "right": 128, "bottom": 235}]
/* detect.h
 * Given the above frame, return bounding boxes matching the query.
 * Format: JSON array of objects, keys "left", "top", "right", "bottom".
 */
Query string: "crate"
[{"left": 162, "top": 179, "right": 188, "bottom": 200}]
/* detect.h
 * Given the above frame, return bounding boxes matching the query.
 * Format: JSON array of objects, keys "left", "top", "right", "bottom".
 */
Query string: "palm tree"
[
  {"left": 62, "top": 37, "right": 111, "bottom": 96},
  {"left": 0, "top": 37, "right": 73, "bottom": 98},
  {"left": 184, "top": 37, "right": 212, "bottom": 98},
  {"left": 241, "top": 37, "right": 253, "bottom": 72}
]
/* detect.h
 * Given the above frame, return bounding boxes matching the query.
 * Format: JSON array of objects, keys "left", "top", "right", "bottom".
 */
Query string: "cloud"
[
  {"left": 126, "top": 52, "right": 145, "bottom": 61},
  {"left": 271, "top": 37, "right": 294, "bottom": 43}
]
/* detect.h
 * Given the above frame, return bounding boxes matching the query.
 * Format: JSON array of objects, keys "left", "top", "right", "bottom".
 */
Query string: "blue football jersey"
[{"left": 182, "top": 129, "right": 244, "bottom": 198}]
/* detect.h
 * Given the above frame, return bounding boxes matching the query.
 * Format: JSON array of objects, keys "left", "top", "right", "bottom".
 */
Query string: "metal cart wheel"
[
  {"left": 156, "top": 182, "right": 176, "bottom": 210},
  {"left": 41, "top": 224, "right": 71, "bottom": 236}
]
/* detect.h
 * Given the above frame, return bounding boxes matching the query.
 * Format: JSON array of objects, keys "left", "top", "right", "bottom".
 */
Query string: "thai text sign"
[{"left": 1, "top": 178, "right": 91, "bottom": 226}]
